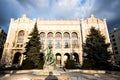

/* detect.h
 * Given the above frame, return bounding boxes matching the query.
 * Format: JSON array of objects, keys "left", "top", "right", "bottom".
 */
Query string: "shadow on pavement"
[{"left": 45, "top": 72, "right": 58, "bottom": 80}]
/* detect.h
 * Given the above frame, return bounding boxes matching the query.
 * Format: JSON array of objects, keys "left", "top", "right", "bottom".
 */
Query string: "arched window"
[
  {"left": 47, "top": 32, "right": 53, "bottom": 47},
  {"left": 40, "top": 32, "right": 45, "bottom": 49},
  {"left": 72, "top": 32, "right": 79, "bottom": 48},
  {"left": 17, "top": 30, "right": 24, "bottom": 43},
  {"left": 64, "top": 32, "right": 70, "bottom": 48},
  {"left": 55, "top": 32, "right": 62, "bottom": 48}
]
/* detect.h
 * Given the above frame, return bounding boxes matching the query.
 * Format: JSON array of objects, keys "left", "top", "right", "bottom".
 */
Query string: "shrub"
[
  {"left": 21, "top": 59, "right": 34, "bottom": 69},
  {"left": 37, "top": 61, "right": 45, "bottom": 69},
  {"left": 82, "top": 59, "right": 94, "bottom": 69},
  {"left": 65, "top": 60, "right": 76, "bottom": 69}
]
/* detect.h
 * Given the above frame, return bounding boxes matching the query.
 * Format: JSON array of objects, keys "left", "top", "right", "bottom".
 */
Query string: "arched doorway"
[
  {"left": 56, "top": 53, "right": 61, "bottom": 66},
  {"left": 64, "top": 53, "right": 70, "bottom": 64},
  {"left": 13, "top": 52, "right": 21, "bottom": 64},
  {"left": 39, "top": 53, "right": 44, "bottom": 61},
  {"left": 72, "top": 53, "right": 79, "bottom": 63},
  {"left": 64, "top": 53, "right": 70, "bottom": 61}
]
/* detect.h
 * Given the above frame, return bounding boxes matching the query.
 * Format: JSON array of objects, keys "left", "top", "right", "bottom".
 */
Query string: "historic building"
[
  {"left": 109, "top": 28, "right": 120, "bottom": 65},
  {"left": 1, "top": 14, "right": 111, "bottom": 67},
  {"left": 0, "top": 29, "right": 7, "bottom": 59}
]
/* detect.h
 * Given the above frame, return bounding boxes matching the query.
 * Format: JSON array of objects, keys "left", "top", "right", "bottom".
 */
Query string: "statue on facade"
[{"left": 44, "top": 46, "right": 56, "bottom": 70}]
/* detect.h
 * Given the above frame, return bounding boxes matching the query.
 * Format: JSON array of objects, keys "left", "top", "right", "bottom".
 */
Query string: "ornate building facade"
[{"left": 1, "top": 14, "right": 111, "bottom": 67}]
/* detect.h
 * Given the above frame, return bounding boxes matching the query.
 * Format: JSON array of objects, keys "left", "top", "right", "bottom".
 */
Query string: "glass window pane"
[
  {"left": 64, "top": 32, "right": 70, "bottom": 48},
  {"left": 17, "top": 30, "right": 24, "bottom": 43}
]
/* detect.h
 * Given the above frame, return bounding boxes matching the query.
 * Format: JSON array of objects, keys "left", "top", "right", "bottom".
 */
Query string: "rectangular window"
[
  {"left": 114, "top": 47, "right": 117, "bottom": 50},
  {"left": 111, "top": 35, "right": 114, "bottom": 37},
  {"left": 115, "top": 51, "right": 118, "bottom": 54},
  {"left": 112, "top": 39, "right": 115, "bottom": 41},
  {"left": 113, "top": 43, "right": 116, "bottom": 46}
]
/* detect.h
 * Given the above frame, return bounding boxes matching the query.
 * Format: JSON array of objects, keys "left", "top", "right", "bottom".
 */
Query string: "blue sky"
[{"left": 0, "top": 0, "right": 120, "bottom": 33}]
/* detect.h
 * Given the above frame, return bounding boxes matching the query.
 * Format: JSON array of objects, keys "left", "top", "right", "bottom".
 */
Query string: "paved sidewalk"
[{"left": 0, "top": 70, "right": 120, "bottom": 80}]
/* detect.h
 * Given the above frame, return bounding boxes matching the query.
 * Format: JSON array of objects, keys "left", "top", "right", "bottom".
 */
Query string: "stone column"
[
  {"left": 45, "top": 32, "right": 47, "bottom": 49},
  {"left": 61, "top": 53, "right": 65, "bottom": 66},
  {"left": 62, "top": 32, "right": 64, "bottom": 49},
  {"left": 70, "top": 32, "right": 72, "bottom": 49}
]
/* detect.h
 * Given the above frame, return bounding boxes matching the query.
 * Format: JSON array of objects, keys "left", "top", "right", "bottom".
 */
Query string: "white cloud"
[
  {"left": 50, "top": 0, "right": 94, "bottom": 19},
  {"left": 7, "top": 0, "right": 94, "bottom": 19}
]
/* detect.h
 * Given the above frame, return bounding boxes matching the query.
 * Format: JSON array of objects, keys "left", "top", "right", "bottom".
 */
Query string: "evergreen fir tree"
[
  {"left": 25, "top": 22, "right": 41, "bottom": 68},
  {"left": 83, "top": 27, "right": 111, "bottom": 69}
]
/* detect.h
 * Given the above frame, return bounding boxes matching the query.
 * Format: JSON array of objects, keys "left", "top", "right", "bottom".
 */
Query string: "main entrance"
[{"left": 13, "top": 52, "right": 21, "bottom": 64}]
